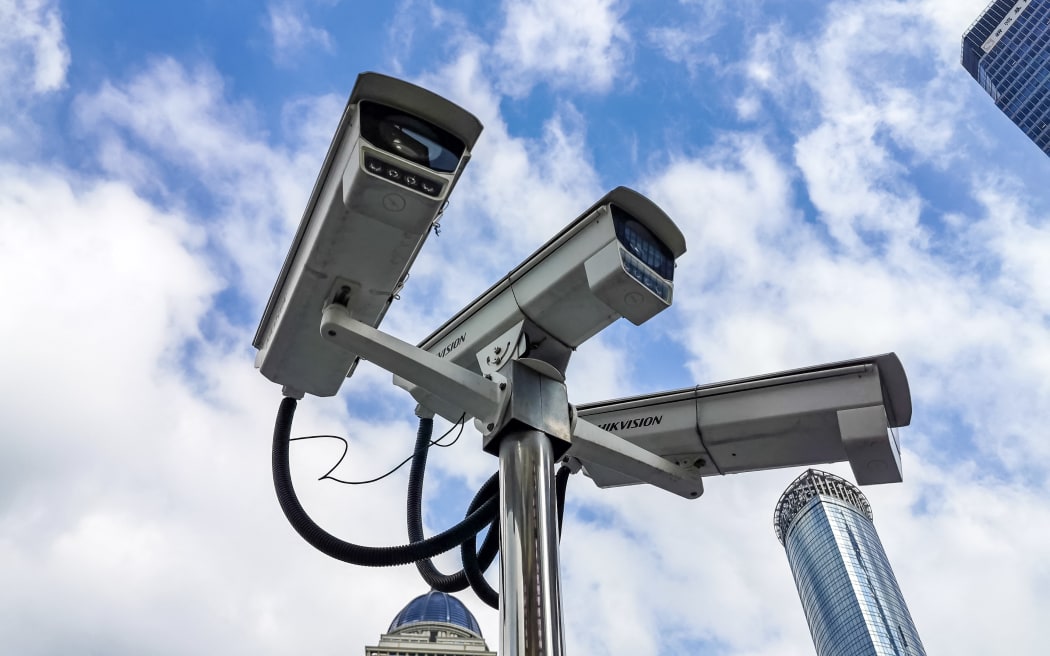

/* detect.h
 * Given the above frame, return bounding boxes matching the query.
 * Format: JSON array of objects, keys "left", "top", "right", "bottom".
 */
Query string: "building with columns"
[{"left": 364, "top": 590, "right": 495, "bottom": 656}]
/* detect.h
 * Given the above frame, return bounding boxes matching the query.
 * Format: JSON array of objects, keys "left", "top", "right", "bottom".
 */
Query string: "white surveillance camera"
[
  {"left": 417, "top": 186, "right": 687, "bottom": 372},
  {"left": 253, "top": 72, "right": 483, "bottom": 398},
  {"left": 572, "top": 353, "right": 910, "bottom": 487},
  {"left": 392, "top": 186, "right": 686, "bottom": 420}
]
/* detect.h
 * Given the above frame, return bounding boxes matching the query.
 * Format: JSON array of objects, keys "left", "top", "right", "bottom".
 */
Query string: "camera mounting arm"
[
  {"left": 320, "top": 301, "right": 706, "bottom": 501},
  {"left": 567, "top": 417, "right": 705, "bottom": 499},
  {"left": 319, "top": 303, "right": 506, "bottom": 425}
]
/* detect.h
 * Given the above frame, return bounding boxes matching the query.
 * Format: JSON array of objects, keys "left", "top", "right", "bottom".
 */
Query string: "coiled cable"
[{"left": 272, "top": 397, "right": 496, "bottom": 566}]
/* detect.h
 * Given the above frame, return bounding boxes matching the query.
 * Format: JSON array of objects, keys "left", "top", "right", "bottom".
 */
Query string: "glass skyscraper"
[
  {"left": 774, "top": 470, "right": 925, "bottom": 656},
  {"left": 962, "top": 0, "right": 1050, "bottom": 156}
]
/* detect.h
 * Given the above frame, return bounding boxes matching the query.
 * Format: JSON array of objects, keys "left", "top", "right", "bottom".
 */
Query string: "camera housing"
[
  {"left": 254, "top": 72, "right": 483, "bottom": 397},
  {"left": 392, "top": 186, "right": 686, "bottom": 420},
  {"left": 572, "top": 353, "right": 910, "bottom": 487}
]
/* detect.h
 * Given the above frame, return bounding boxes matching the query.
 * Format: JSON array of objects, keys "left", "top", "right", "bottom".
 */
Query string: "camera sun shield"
[{"left": 253, "top": 72, "right": 483, "bottom": 398}]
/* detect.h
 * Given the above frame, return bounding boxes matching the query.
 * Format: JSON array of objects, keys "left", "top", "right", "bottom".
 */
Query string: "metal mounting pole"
[{"left": 499, "top": 428, "right": 566, "bottom": 656}]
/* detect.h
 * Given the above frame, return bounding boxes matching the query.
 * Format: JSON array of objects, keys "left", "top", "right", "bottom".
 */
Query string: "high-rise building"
[
  {"left": 774, "top": 469, "right": 926, "bottom": 656},
  {"left": 364, "top": 589, "right": 495, "bottom": 656},
  {"left": 962, "top": 0, "right": 1050, "bottom": 156}
]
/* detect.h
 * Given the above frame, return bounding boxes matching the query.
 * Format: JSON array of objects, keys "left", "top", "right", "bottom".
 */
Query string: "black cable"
[
  {"left": 433, "top": 420, "right": 465, "bottom": 447},
  {"left": 408, "top": 417, "right": 468, "bottom": 591},
  {"left": 272, "top": 397, "right": 496, "bottom": 567},
  {"left": 408, "top": 417, "right": 499, "bottom": 592},
  {"left": 555, "top": 465, "right": 570, "bottom": 532},
  {"left": 288, "top": 419, "right": 463, "bottom": 485},
  {"left": 472, "top": 474, "right": 502, "bottom": 569},
  {"left": 462, "top": 465, "right": 572, "bottom": 609},
  {"left": 462, "top": 474, "right": 501, "bottom": 608}
]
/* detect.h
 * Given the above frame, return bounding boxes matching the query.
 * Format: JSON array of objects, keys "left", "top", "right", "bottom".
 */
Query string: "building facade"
[
  {"left": 962, "top": 0, "right": 1050, "bottom": 156},
  {"left": 364, "top": 590, "right": 495, "bottom": 656},
  {"left": 774, "top": 470, "right": 925, "bottom": 656}
]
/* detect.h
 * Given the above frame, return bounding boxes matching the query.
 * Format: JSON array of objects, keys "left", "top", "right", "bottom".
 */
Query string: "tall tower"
[
  {"left": 365, "top": 590, "right": 495, "bottom": 656},
  {"left": 774, "top": 470, "right": 925, "bottom": 656},
  {"left": 962, "top": 0, "right": 1050, "bottom": 156}
]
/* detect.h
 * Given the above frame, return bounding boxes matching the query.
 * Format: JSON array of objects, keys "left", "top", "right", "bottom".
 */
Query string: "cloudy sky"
[{"left": 2, "top": 0, "right": 1049, "bottom": 653}]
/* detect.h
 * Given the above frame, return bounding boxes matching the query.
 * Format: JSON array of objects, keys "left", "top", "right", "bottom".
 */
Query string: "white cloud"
[
  {"left": 493, "top": 0, "right": 631, "bottom": 96},
  {"left": 0, "top": 0, "right": 70, "bottom": 150},
  {"left": 969, "top": 182, "right": 1050, "bottom": 315},
  {"left": 75, "top": 58, "right": 335, "bottom": 306},
  {"left": 645, "top": 0, "right": 727, "bottom": 75},
  {"left": 0, "top": 166, "right": 217, "bottom": 411},
  {"left": 913, "top": 0, "right": 999, "bottom": 65},
  {"left": 0, "top": 0, "right": 68, "bottom": 94},
  {"left": 869, "top": 457, "right": 1050, "bottom": 654},
  {"left": 265, "top": 1, "right": 334, "bottom": 65},
  {"left": 0, "top": 155, "right": 497, "bottom": 653},
  {"left": 645, "top": 134, "right": 801, "bottom": 287},
  {"left": 745, "top": 2, "right": 969, "bottom": 164},
  {"left": 794, "top": 118, "right": 926, "bottom": 251}
]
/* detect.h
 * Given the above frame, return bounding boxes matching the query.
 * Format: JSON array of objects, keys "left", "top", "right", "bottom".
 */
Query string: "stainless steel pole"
[{"left": 498, "top": 429, "right": 566, "bottom": 656}]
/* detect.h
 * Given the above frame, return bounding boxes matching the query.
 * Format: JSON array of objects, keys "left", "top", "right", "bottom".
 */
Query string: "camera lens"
[
  {"left": 611, "top": 205, "right": 675, "bottom": 281},
  {"left": 379, "top": 117, "right": 430, "bottom": 162},
  {"left": 360, "top": 102, "right": 466, "bottom": 172}
]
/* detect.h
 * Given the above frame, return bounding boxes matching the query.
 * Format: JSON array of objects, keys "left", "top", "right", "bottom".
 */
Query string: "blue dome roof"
[{"left": 388, "top": 590, "right": 482, "bottom": 636}]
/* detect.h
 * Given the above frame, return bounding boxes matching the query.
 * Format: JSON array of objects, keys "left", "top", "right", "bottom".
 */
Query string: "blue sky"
[{"left": 3, "top": 0, "right": 1050, "bottom": 653}]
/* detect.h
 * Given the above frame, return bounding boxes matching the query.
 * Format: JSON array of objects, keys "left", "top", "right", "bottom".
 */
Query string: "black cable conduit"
[
  {"left": 272, "top": 397, "right": 497, "bottom": 567},
  {"left": 462, "top": 456, "right": 572, "bottom": 609},
  {"left": 407, "top": 417, "right": 500, "bottom": 591}
]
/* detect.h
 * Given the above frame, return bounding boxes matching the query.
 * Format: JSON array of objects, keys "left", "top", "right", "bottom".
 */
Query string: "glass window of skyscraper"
[
  {"left": 962, "top": 0, "right": 1050, "bottom": 156},
  {"left": 774, "top": 470, "right": 926, "bottom": 656}
]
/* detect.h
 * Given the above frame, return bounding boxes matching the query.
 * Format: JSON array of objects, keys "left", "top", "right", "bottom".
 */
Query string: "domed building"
[{"left": 364, "top": 590, "right": 494, "bottom": 656}]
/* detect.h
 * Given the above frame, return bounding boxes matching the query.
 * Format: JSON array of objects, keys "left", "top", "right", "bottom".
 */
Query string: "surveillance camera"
[
  {"left": 253, "top": 72, "right": 483, "bottom": 398},
  {"left": 392, "top": 186, "right": 686, "bottom": 420},
  {"left": 572, "top": 353, "right": 910, "bottom": 487}
]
